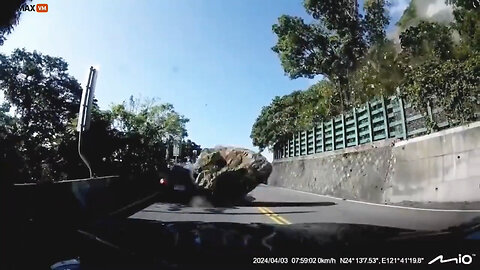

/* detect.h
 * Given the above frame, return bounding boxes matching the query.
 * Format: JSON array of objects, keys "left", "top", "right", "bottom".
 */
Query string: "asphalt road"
[{"left": 130, "top": 184, "right": 480, "bottom": 231}]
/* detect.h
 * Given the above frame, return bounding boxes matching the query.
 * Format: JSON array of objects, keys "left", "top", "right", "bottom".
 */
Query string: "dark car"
[{"left": 158, "top": 165, "right": 197, "bottom": 197}]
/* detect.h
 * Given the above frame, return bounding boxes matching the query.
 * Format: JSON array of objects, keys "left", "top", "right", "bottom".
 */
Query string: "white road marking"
[{"left": 260, "top": 184, "right": 480, "bottom": 213}]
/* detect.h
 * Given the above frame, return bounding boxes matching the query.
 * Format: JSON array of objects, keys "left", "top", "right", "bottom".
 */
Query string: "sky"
[{"left": 0, "top": 0, "right": 410, "bottom": 161}]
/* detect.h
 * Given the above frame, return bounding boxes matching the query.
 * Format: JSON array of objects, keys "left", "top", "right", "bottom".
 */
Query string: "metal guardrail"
[{"left": 273, "top": 96, "right": 478, "bottom": 159}]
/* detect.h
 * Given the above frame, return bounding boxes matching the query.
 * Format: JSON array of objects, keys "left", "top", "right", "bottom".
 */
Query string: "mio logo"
[
  {"left": 428, "top": 254, "right": 475, "bottom": 265},
  {"left": 19, "top": 3, "right": 48, "bottom": 13}
]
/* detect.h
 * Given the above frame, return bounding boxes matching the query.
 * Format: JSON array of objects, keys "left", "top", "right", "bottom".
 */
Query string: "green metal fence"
[{"left": 273, "top": 96, "right": 476, "bottom": 159}]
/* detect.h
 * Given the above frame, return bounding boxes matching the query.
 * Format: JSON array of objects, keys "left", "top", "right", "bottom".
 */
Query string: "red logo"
[{"left": 36, "top": 4, "right": 48, "bottom": 13}]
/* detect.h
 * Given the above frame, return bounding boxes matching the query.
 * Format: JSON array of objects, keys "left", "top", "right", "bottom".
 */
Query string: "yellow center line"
[
  {"left": 258, "top": 207, "right": 283, "bottom": 224},
  {"left": 257, "top": 207, "right": 292, "bottom": 225},
  {"left": 263, "top": 207, "right": 292, "bottom": 225}
]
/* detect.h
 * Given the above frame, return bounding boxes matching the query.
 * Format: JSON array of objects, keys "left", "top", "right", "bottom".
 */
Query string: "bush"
[{"left": 401, "top": 53, "right": 480, "bottom": 124}]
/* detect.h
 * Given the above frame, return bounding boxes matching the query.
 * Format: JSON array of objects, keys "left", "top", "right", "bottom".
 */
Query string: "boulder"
[{"left": 193, "top": 147, "right": 272, "bottom": 200}]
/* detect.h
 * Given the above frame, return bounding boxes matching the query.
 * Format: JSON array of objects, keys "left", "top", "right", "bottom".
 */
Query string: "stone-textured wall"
[
  {"left": 269, "top": 121, "right": 480, "bottom": 206},
  {"left": 269, "top": 140, "right": 395, "bottom": 204}
]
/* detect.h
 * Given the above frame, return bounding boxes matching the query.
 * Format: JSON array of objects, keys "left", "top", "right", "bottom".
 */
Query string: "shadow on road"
[
  {"left": 240, "top": 195, "right": 337, "bottom": 207},
  {"left": 138, "top": 209, "right": 315, "bottom": 215},
  {"left": 238, "top": 201, "right": 336, "bottom": 207},
  {"left": 156, "top": 196, "right": 337, "bottom": 209}
]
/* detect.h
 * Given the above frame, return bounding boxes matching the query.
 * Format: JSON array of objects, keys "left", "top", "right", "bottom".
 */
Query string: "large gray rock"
[{"left": 193, "top": 147, "right": 272, "bottom": 200}]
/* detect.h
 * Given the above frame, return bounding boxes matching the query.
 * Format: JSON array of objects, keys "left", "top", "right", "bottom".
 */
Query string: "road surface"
[{"left": 130, "top": 184, "right": 480, "bottom": 231}]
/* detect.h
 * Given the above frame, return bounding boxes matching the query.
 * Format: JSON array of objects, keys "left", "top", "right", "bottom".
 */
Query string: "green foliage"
[
  {"left": 401, "top": 53, "right": 480, "bottom": 123},
  {"left": 272, "top": 0, "right": 392, "bottom": 111},
  {"left": 446, "top": 0, "right": 480, "bottom": 10},
  {"left": 0, "top": 0, "right": 30, "bottom": 45},
  {"left": 396, "top": 0, "right": 417, "bottom": 30},
  {"left": 251, "top": 91, "right": 302, "bottom": 151},
  {"left": 452, "top": 7, "right": 480, "bottom": 56},
  {"left": 304, "top": 0, "right": 367, "bottom": 83},
  {"left": 256, "top": 0, "right": 479, "bottom": 151},
  {"left": 0, "top": 49, "right": 83, "bottom": 181},
  {"left": 400, "top": 21, "right": 454, "bottom": 61},
  {"left": 261, "top": 0, "right": 391, "bottom": 149},
  {"left": 364, "top": 0, "right": 390, "bottom": 45},
  {"left": 111, "top": 96, "right": 189, "bottom": 143},
  {"left": 0, "top": 102, "right": 24, "bottom": 184},
  {"left": 0, "top": 102, "right": 14, "bottom": 127},
  {"left": 0, "top": 49, "right": 82, "bottom": 137},
  {"left": 251, "top": 81, "right": 336, "bottom": 150},
  {"left": 398, "top": 2, "right": 480, "bottom": 126},
  {"left": 350, "top": 40, "right": 402, "bottom": 105},
  {"left": 108, "top": 96, "right": 190, "bottom": 174},
  {"left": 297, "top": 81, "right": 341, "bottom": 127},
  {"left": 271, "top": 15, "right": 337, "bottom": 80},
  {"left": 0, "top": 49, "right": 196, "bottom": 182}
]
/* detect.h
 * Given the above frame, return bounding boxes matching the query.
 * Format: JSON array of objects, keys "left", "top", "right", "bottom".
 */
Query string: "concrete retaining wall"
[{"left": 269, "top": 121, "right": 480, "bottom": 207}]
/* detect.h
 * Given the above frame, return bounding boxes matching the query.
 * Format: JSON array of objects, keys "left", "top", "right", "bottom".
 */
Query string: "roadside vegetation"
[
  {"left": 1, "top": 1, "right": 203, "bottom": 184},
  {"left": 0, "top": 49, "right": 200, "bottom": 183},
  {"left": 0, "top": 0, "right": 478, "bottom": 179},
  {"left": 251, "top": 0, "right": 479, "bottom": 151}
]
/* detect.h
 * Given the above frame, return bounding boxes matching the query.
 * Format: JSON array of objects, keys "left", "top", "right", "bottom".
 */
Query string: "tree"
[
  {"left": 296, "top": 80, "right": 340, "bottom": 128},
  {"left": 401, "top": 54, "right": 479, "bottom": 126},
  {"left": 449, "top": 0, "right": 480, "bottom": 57},
  {"left": 251, "top": 81, "right": 336, "bottom": 150},
  {"left": 349, "top": 21, "right": 454, "bottom": 105},
  {"left": 255, "top": 0, "right": 391, "bottom": 149},
  {"left": 0, "top": 0, "right": 30, "bottom": 45},
  {"left": 446, "top": 0, "right": 480, "bottom": 10},
  {"left": 399, "top": 21, "right": 454, "bottom": 61},
  {"left": 0, "top": 49, "right": 195, "bottom": 182},
  {"left": 0, "top": 102, "right": 14, "bottom": 127},
  {"left": 271, "top": 0, "right": 390, "bottom": 111},
  {"left": 256, "top": 0, "right": 478, "bottom": 151},
  {"left": 398, "top": 1, "right": 480, "bottom": 126},
  {"left": 111, "top": 96, "right": 189, "bottom": 143},
  {"left": 364, "top": 0, "right": 390, "bottom": 45},
  {"left": 350, "top": 40, "right": 402, "bottom": 105},
  {"left": 0, "top": 102, "right": 24, "bottom": 182},
  {"left": 0, "top": 49, "right": 83, "bottom": 181},
  {"left": 251, "top": 91, "right": 303, "bottom": 151},
  {"left": 395, "top": 0, "right": 418, "bottom": 31},
  {"left": 108, "top": 96, "right": 190, "bottom": 174}
]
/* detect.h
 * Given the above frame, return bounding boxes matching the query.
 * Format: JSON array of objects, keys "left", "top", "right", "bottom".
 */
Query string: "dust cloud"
[{"left": 388, "top": 0, "right": 455, "bottom": 49}]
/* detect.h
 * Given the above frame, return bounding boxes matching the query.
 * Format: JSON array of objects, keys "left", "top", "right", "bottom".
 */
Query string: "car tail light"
[{"left": 159, "top": 178, "right": 167, "bottom": 185}]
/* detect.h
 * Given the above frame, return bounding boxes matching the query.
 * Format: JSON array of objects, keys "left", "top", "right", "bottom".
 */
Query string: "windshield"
[{"left": 1, "top": 0, "right": 480, "bottom": 269}]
